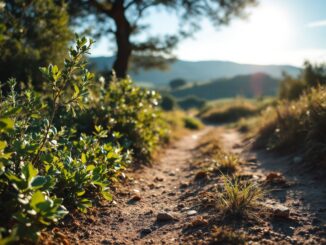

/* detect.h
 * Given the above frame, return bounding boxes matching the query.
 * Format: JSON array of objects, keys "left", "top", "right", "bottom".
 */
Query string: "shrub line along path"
[{"left": 59, "top": 126, "right": 326, "bottom": 244}]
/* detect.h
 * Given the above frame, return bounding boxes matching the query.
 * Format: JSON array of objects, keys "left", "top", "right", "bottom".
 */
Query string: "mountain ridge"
[
  {"left": 89, "top": 56, "right": 301, "bottom": 86},
  {"left": 172, "top": 73, "right": 280, "bottom": 100}
]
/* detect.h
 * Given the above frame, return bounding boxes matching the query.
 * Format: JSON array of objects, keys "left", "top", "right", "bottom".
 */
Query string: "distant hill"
[
  {"left": 171, "top": 73, "right": 280, "bottom": 100},
  {"left": 89, "top": 56, "right": 301, "bottom": 86}
]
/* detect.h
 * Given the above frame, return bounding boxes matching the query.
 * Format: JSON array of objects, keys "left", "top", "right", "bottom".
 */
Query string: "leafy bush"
[
  {"left": 160, "top": 94, "right": 177, "bottom": 111},
  {"left": 183, "top": 116, "right": 203, "bottom": 130},
  {"left": 0, "top": 37, "right": 155, "bottom": 244},
  {"left": 60, "top": 74, "right": 168, "bottom": 162}
]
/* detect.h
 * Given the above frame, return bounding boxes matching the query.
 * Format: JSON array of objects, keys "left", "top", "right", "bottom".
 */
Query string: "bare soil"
[{"left": 45, "top": 126, "right": 326, "bottom": 244}]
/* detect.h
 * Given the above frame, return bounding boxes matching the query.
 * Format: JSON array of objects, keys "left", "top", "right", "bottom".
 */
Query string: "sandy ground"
[{"left": 48, "top": 126, "right": 326, "bottom": 244}]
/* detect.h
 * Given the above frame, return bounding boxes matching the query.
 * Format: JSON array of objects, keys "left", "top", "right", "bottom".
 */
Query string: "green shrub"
[
  {"left": 160, "top": 94, "right": 177, "bottom": 111},
  {"left": 183, "top": 116, "right": 203, "bottom": 130},
  {"left": 0, "top": 37, "right": 132, "bottom": 243},
  {"left": 60, "top": 75, "right": 168, "bottom": 162}
]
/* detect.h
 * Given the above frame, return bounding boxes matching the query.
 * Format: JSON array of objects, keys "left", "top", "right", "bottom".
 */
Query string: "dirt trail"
[
  {"left": 59, "top": 126, "right": 326, "bottom": 244},
  {"left": 220, "top": 127, "right": 326, "bottom": 243},
  {"left": 62, "top": 127, "right": 212, "bottom": 244}
]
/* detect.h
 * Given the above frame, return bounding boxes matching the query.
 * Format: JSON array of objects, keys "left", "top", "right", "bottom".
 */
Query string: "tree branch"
[{"left": 89, "top": 0, "right": 114, "bottom": 17}]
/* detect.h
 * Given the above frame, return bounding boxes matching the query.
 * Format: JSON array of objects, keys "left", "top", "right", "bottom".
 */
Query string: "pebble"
[
  {"left": 156, "top": 212, "right": 177, "bottom": 222},
  {"left": 154, "top": 177, "right": 164, "bottom": 182},
  {"left": 187, "top": 210, "right": 197, "bottom": 216},
  {"left": 129, "top": 195, "right": 141, "bottom": 202},
  {"left": 177, "top": 203, "right": 185, "bottom": 210},
  {"left": 187, "top": 216, "right": 208, "bottom": 228},
  {"left": 266, "top": 203, "right": 290, "bottom": 218},
  {"left": 140, "top": 228, "right": 152, "bottom": 237}
]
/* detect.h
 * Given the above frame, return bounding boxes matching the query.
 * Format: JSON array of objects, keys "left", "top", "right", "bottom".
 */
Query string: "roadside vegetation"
[
  {"left": 0, "top": 37, "right": 170, "bottom": 243},
  {"left": 202, "top": 61, "right": 326, "bottom": 169}
]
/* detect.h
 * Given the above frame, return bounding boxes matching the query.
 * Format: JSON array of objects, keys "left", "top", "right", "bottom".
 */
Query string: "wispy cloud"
[{"left": 307, "top": 20, "right": 326, "bottom": 28}]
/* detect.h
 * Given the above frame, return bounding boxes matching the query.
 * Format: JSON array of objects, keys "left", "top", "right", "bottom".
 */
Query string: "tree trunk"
[{"left": 112, "top": 4, "right": 132, "bottom": 78}]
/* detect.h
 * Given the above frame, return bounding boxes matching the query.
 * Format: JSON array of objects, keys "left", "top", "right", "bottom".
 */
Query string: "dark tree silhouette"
[
  {"left": 0, "top": 0, "right": 72, "bottom": 88},
  {"left": 64, "top": 0, "right": 258, "bottom": 78},
  {"left": 170, "top": 78, "right": 187, "bottom": 90}
]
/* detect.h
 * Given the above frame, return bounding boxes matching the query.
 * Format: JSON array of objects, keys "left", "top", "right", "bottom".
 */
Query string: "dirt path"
[
  {"left": 220, "top": 127, "right": 326, "bottom": 244},
  {"left": 62, "top": 127, "right": 212, "bottom": 244},
  {"left": 57, "top": 126, "right": 326, "bottom": 244}
]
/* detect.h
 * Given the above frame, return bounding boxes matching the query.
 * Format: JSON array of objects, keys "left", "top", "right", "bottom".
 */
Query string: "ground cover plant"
[{"left": 0, "top": 36, "right": 167, "bottom": 243}]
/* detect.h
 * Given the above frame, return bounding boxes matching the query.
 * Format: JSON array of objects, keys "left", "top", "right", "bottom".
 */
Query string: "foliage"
[
  {"left": 160, "top": 94, "right": 177, "bottom": 111},
  {"left": 183, "top": 116, "right": 203, "bottom": 130},
  {"left": 219, "top": 175, "right": 264, "bottom": 217},
  {"left": 279, "top": 61, "right": 326, "bottom": 100},
  {"left": 0, "top": 37, "right": 135, "bottom": 243},
  {"left": 254, "top": 86, "right": 326, "bottom": 166},
  {"left": 0, "top": 0, "right": 72, "bottom": 89},
  {"left": 64, "top": 0, "right": 257, "bottom": 77},
  {"left": 60, "top": 75, "right": 169, "bottom": 162},
  {"left": 303, "top": 61, "right": 326, "bottom": 87},
  {"left": 279, "top": 73, "right": 306, "bottom": 100},
  {"left": 178, "top": 96, "right": 207, "bottom": 110}
]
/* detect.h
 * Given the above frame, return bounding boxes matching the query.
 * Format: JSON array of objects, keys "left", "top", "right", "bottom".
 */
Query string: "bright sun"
[{"left": 239, "top": 5, "right": 293, "bottom": 51}]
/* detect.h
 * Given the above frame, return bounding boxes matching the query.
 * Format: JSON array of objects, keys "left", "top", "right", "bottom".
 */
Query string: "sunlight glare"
[{"left": 240, "top": 5, "right": 293, "bottom": 51}]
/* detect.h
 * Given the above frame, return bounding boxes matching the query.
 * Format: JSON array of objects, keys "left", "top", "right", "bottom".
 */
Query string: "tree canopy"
[
  {"left": 0, "top": 0, "right": 72, "bottom": 89},
  {"left": 64, "top": 0, "right": 258, "bottom": 78}
]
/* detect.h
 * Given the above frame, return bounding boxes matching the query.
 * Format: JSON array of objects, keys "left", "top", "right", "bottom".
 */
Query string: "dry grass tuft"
[
  {"left": 213, "top": 152, "right": 239, "bottom": 174},
  {"left": 219, "top": 175, "right": 264, "bottom": 217}
]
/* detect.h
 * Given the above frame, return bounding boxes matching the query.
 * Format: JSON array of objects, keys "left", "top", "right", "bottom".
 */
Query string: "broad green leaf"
[
  {"left": 30, "top": 191, "right": 46, "bottom": 210},
  {"left": 0, "top": 141, "right": 7, "bottom": 151},
  {"left": 0, "top": 118, "right": 14, "bottom": 132},
  {"left": 86, "top": 164, "right": 95, "bottom": 171},
  {"left": 81, "top": 153, "right": 87, "bottom": 164},
  {"left": 22, "top": 163, "right": 38, "bottom": 183},
  {"left": 30, "top": 176, "right": 47, "bottom": 190},
  {"left": 101, "top": 191, "right": 113, "bottom": 201}
]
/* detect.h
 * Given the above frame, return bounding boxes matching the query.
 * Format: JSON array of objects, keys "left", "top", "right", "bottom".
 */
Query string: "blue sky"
[{"left": 91, "top": 0, "right": 326, "bottom": 66}]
